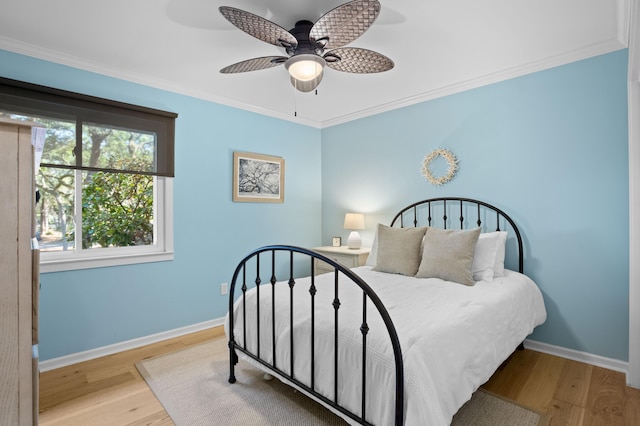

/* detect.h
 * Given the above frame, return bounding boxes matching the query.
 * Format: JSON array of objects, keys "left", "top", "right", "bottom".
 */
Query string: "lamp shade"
[
  {"left": 285, "top": 54, "right": 326, "bottom": 93},
  {"left": 290, "top": 72, "right": 323, "bottom": 93},
  {"left": 344, "top": 213, "right": 365, "bottom": 230},
  {"left": 285, "top": 54, "right": 325, "bottom": 81}
]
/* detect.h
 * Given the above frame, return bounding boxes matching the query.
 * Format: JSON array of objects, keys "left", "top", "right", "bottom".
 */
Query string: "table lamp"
[{"left": 344, "top": 213, "right": 365, "bottom": 249}]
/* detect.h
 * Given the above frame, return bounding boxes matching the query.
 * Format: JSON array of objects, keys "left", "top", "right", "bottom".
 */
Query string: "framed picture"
[
  {"left": 332, "top": 237, "right": 341, "bottom": 247},
  {"left": 233, "top": 151, "right": 285, "bottom": 203}
]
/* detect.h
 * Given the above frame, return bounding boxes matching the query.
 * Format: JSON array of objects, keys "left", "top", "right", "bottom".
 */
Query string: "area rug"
[{"left": 136, "top": 338, "right": 548, "bottom": 425}]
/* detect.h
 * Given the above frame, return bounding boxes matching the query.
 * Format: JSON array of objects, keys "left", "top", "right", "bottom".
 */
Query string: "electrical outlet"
[{"left": 220, "top": 282, "right": 228, "bottom": 295}]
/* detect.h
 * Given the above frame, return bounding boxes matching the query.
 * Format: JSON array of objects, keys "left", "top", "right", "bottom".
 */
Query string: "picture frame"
[
  {"left": 233, "top": 151, "right": 285, "bottom": 203},
  {"left": 332, "top": 236, "right": 342, "bottom": 247}
]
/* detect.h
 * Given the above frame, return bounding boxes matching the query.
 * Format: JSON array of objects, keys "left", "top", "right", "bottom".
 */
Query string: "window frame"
[
  {"left": 39, "top": 176, "right": 174, "bottom": 273},
  {"left": 0, "top": 77, "right": 177, "bottom": 272}
]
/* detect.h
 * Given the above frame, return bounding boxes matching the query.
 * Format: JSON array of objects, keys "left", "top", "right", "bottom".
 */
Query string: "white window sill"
[{"left": 40, "top": 250, "right": 174, "bottom": 273}]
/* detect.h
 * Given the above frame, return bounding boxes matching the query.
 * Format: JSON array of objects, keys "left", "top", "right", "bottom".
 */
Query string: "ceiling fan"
[{"left": 219, "top": 0, "right": 394, "bottom": 93}]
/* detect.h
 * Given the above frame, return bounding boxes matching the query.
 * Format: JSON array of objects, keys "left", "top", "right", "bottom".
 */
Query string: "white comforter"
[{"left": 226, "top": 266, "right": 546, "bottom": 425}]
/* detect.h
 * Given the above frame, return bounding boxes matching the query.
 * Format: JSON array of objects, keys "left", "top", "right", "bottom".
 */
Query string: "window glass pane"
[
  {"left": 82, "top": 123, "right": 156, "bottom": 173},
  {"left": 36, "top": 167, "right": 75, "bottom": 252},
  {"left": 39, "top": 118, "right": 76, "bottom": 167},
  {"left": 81, "top": 170, "right": 154, "bottom": 249}
]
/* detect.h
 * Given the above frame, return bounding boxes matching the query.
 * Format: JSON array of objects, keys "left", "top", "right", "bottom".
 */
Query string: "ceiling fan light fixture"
[
  {"left": 290, "top": 72, "right": 323, "bottom": 93},
  {"left": 285, "top": 54, "right": 326, "bottom": 82}
]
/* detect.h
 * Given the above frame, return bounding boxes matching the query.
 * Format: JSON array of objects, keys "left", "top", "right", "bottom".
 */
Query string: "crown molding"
[
  {"left": 0, "top": 36, "right": 321, "bottom": 128},
  {"left": 320, "top": 38, "right": 627, "bottom": 128},
  {"left": 0, "top": 30, "right": 628, "bottom": 130}
]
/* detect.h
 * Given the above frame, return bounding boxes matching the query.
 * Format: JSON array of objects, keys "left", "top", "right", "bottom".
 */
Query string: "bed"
[{"left": 226, "top": 197, "right": 546, "bottom": 425}]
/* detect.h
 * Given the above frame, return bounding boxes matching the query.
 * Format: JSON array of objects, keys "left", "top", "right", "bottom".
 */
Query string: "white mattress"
[{"left": 226, "top": 266, "right": 546, "bottom": 425}]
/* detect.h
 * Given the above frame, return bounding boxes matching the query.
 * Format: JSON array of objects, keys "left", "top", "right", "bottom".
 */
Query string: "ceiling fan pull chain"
[{"left": 294, "top": 80, "right": 298, "bottom": 117}]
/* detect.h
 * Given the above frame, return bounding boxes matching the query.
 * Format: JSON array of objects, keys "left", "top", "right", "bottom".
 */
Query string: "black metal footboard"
[{"left": 227, "top": 245, "right": 404, "bottom": 426}]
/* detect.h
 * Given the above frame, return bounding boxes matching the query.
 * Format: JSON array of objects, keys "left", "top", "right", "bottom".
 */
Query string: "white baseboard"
[
  {"left": 38, "top": 322, "right": 630, "bottom": 385},
  {"left": 524, "top": 338, "right": 630, "bottom": 383},
  {"left": 39, "top": 317, "right": 225, "bottom": 372}
]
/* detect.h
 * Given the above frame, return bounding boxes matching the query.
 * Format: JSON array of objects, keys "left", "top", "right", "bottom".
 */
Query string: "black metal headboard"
[{"left": 390, "top": 197, "right": 524, "bottom": 273}]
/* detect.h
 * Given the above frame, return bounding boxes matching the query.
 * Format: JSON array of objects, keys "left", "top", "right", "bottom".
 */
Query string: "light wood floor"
[{"left": 39, "top": 326, "right": 640, "bottom": 425}]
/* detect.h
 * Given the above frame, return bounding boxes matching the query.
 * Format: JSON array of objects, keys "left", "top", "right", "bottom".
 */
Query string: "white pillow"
[
  {"left": 472, "top": 232, "right": 500, "bottom": 281},
  {"left": 365, "top": 230, "right": 378, "bottom": 266},
  {"left": 492, "top": 231, "right": 508, "bottom": 277}
]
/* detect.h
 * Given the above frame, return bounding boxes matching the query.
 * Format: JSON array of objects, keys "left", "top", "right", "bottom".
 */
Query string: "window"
[{"left": 0, "top": 77, "right": 177, "bottom": 272}]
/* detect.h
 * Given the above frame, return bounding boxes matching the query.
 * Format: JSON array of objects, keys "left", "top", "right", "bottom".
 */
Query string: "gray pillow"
[
  {"left": 372, "top": 224, "right": 428, "bottom": 276},
  {"left": 416, "top": 227, "right": 481, "bottom": 285}
]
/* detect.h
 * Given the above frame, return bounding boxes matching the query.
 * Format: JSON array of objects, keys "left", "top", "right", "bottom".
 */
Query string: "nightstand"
[{"left": 312, "top": 246, "right": 370, "bottom": 275}]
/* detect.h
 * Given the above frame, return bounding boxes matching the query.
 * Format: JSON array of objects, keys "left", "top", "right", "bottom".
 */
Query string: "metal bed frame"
[{"left": 227, "top": 197, "right": 524, "bottom": 425}]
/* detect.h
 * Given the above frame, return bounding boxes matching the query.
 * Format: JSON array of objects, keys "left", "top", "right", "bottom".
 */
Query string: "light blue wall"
[
  {"left": 1, "top": 48, "right": 630, "bottom": 363},
  {"left": 0, "top": 49, "right": 323, "bottom": 360},
  {"left": 321, "top": 50, "right": 630, "bottom": 361}
]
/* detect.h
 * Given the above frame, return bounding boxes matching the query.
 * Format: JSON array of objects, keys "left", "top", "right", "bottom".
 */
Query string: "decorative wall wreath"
[{"left": 421, "top": 148, "right": 458, "bottom": 186}]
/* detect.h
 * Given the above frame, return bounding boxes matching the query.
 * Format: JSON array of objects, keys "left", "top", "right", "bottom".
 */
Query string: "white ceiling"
[{"left": 0, "top": 0, "right": 630, "bottom": 128}]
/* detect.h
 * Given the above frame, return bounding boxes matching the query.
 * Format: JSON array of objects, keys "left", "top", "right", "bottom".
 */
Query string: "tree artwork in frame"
[{"left": 233, "top": 151, "right": 285, "bottom": 203}]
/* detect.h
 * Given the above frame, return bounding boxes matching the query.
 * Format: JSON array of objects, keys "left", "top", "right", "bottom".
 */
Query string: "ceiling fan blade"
[
  {"left": 219, "top": 6, "right": 297, "bottom": 49},
  {"left": 309, "top": 0, "right": 381, "bottom": 50},
  {"left": 220, "top": 56, "right": 288, "bottom": 74},
  {"left": 324, "top": 47, "right": 393, "bottom": 73}
]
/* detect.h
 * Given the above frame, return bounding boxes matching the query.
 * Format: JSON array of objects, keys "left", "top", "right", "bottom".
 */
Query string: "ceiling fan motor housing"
[{"left": 287, "top": 20, "right": 323, "bottom": 56}]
